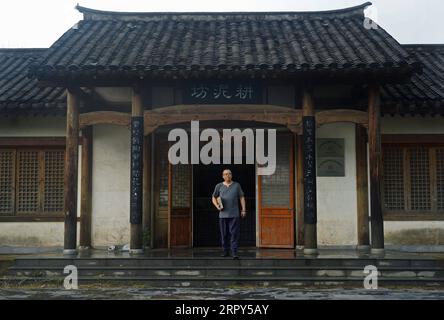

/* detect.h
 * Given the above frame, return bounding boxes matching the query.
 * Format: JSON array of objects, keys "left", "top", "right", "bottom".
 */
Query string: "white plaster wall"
[
  {"left": 0, "top": 118, "right": 130, "bottom": 248},
  {"left": 316, "top": 123, "right": 357, "bottom": 246},
  {"left": 0, "top": 117, "right": 76, "bottom": 247},
  {"left": 91, "top": 125, "right": 130, "bottom": 247},
  {"left": 381, "top": 116, "right": 444, "bottom": 245},
  {"left": 0, "top": 117, "right": 65, "bottom": 136},
  {"left": 0, "top": 223, "right": 64, "bottom": 246}
]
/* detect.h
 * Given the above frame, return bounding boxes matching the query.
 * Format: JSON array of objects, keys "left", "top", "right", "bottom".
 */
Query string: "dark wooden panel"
[
  {"left": 153, "top": 135, "right": 169, "bottom": 248},
  {"left": 155, "top": 208, "right": 168, "bottom": 248},
  {"left": 169, "top": 162, "right": 192, "bottom": 248},
  {"left": 170, "top": 209, "right": 191, "bottom": 247},
  {"left": 258, "top": 134, "right": 295, "bottom": 248},
  {"left": 382, "top": 134, "right": 444, "bottom": 145},
  {"left": 368, "top": 84, "right": 384, "bottom": 250},
  {"left": 80, "top": 127, "right": 92, "bottom": 248},
  {"left": 356, "top": 125, "right": 370, "bottom": 246},
  {"left": 259, "top": 214, "right": 294, "bottom": 247},
  {"left": 0, "top": 137, "right": 66, "bottom": 147}
]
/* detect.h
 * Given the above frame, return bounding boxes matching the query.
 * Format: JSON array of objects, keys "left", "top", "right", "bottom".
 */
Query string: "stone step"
[
  {"left": 13, "top": 257, "right": 444, "bottom": 268},
  {"left": 2, "top": 276, "right": 444, "bottom": 287},
  {"left": 8, "top": 266, "right": 444, "bottom": 278}
]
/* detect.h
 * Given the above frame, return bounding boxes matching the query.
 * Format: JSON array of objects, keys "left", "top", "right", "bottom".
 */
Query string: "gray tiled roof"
[
  {"left": 1, "top": 45, "right": 444, "bottom": 116},
  {"left": 1, "top": 4, "right": 443, "bottom": 116},
  {"left": 0, "top": 49, "right": 65, "bottom": 116},
  {"left": 382, "top": 45, "right": 444, "bottom": 115},
  {"left": 29, "top": 3, "right": 419, "bottom": 81}
]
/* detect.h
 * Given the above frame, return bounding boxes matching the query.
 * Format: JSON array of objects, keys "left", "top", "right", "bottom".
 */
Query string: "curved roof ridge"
[
  {"left": 0, "top": 48, "right": 46, "bottom": 53},
  {"left": 403, "top": 44, "right": 444, "bottom": 50},
  {"left": 75, "top": 2, "right": 372, "bottom": 20}
]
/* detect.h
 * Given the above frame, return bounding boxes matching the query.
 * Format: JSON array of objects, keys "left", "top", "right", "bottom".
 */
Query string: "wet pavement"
[
  {"left": 3, "top": 247, "right": 444, "bottom": 260},
  {"left": 1, "top": 286, "right": 444, "bottom": 300},
  {"left": 2, "top": 247, "right": 444, "bottom": 300}
]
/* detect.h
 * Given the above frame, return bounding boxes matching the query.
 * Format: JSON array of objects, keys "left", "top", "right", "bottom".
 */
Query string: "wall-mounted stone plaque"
[{"left": 317, "top": 139, "right": 345, "bottom": 177}]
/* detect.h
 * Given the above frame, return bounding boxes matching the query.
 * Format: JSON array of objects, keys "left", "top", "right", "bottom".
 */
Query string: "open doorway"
[{"left": 193, "top": 163, "right": 256, "bottom": 247}]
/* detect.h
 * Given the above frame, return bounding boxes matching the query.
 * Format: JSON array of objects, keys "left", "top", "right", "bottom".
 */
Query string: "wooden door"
[
  {"left": 168, "top": 161, "right": 192, "bottom": 248},
  {"left": 258, "top": 134, "right": 295, "bottom": 248},
  {"left": 153, "top": 135, "right": 169, "bottom": 248}
]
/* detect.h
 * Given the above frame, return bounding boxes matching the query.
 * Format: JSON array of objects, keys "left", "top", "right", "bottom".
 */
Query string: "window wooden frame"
[
  {"left": 0, "top": 137, "right": 73, "bottom": 222},
  {"left": 382, "top": 134, "right": 444, "bottom": 221}
]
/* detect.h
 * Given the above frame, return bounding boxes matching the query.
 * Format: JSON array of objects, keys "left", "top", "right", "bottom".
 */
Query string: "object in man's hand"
[{"left": 217, "top": 197, "right": 223, "bottom": 210}]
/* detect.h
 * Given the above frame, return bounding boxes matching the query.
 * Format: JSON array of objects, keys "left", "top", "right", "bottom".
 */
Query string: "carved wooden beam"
[
  {"left": 79, "top": 111, "right": 131, "bottom": 128},
  {"left": 315, "top": 109, "right": 368, "bottom": 127},
  {"left": 77, "top": 107, "right": 368, "bottom": 133},
  {"left": 143, "top": 104, "right": 302, "bottom": 135}
]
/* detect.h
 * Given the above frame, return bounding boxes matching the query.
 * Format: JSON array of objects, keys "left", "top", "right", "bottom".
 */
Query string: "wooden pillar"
[
  {"left": 296, "top": 134, "right": 304, "bottom": 247},
  {"left": 356, "top": 124, "right": 370, "bottom": 251},
  {"left": 64, "top": 89, "right": 80, "bottom": 255},
  {"left": 368, "top": 84, "right": 385, "bottom": 253},
  {"left": 142, "top": 135, "right": 152, "bottom": 248},
  {"left": 302, "top": 89, "right": 318, "bottom": 255},
  {"left": 79, "top": 126, "right": 93, "bottom": 249},
  {"left": 130, "top": 88, "right": 144, "bottom": 254}
]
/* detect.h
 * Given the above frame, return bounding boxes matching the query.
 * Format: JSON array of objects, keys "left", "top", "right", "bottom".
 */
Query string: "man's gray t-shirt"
[{"left": 212, "top": 181, "right": 245, "bottom": 218}]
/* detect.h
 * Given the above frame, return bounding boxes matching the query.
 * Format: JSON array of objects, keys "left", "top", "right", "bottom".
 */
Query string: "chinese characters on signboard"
[
  {"left": 317, "top": 139, "right": 345, "bottom": 177},
  {"left": 184, "top": 82, "right": 261, "bottom": 104}
]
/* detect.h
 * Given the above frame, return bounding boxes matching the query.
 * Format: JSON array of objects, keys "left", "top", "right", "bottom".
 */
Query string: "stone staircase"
[{"left": 3, "top": 255, "right": 444, "bottom": 287}]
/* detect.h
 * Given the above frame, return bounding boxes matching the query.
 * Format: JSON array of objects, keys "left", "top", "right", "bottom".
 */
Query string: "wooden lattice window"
[
  {"left": 382, "top": 141, "right": 444, "bottom": 217},
  {"left": 43, "top": 150, "right": 65, "bottom": 212},
  {"left": 0, "top": 147, "right": 65, "bottom": 217},
  {"left": 261, "top": 135, "right": 292, "bottom": 207},
  {"left": 172, "top": 163, "right": 190, "bottom": 208},
  {"left": 158, "top": 141, "right": 169, "bottom": 208},
  {"left": 437, "top": 149, "right": 444, "bottom": 211},
  {"left": 0, "top": 150, "right": 15, "bottom": 215},
  {"left": 382, "top": 147, "right": 404, "bottom": 210}
]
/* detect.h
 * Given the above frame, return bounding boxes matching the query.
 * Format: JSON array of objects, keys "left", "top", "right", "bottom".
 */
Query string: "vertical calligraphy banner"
[{"left": 303, "top": 116, "right": 317, "bottom": 225}]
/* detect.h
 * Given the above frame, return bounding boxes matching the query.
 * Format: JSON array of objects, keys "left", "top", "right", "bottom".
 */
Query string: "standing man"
[{"left": 212, "top": 169, "right": 247, "bottom": 259}]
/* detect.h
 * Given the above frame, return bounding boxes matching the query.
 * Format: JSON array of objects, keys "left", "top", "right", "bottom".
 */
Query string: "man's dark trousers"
[{"left": 219, "top": 217, "right": 240, "bottom": 254}]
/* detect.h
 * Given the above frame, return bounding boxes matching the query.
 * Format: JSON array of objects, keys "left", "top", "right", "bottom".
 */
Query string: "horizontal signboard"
[{"left": 183, "top": 81, "right": 262, "bottom": 104}]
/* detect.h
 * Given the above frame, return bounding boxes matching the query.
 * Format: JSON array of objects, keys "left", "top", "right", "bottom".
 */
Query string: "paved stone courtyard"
[
  {"left": 1, "top": 286, "right": 444, "bottom": 300},
  {"left": 2, "top": 248, "right": 444, "bottom": 299}
]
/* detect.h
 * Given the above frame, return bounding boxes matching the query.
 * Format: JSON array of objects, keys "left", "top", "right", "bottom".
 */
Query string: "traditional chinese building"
[{"left": 1, "top": 2, "right": 444, "bottom": 255}]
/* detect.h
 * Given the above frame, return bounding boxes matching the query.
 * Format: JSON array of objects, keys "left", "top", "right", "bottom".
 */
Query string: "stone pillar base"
[
  {"left": 303, "top": 248, "right": 319, "bottom": 255},
  {"left": 371, "top": 248, "right": 385, "bottom": 255},
  {"left": 63, "top": 249, "right": 77, "bottom": 255},
  {"left": 357, "top": 245, "right": 371, "bottom": 252},
  {"left": 130, "top": 248, "right": 144, "bottom": 255}
]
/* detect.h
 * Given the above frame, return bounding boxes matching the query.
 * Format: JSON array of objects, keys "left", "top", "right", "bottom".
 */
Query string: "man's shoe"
[
  {"left": 232, "top": 253, "right": 239, "bottom": 260},
  {"left": 220, "top": 251, "right": 230, "bottom": 257}
]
